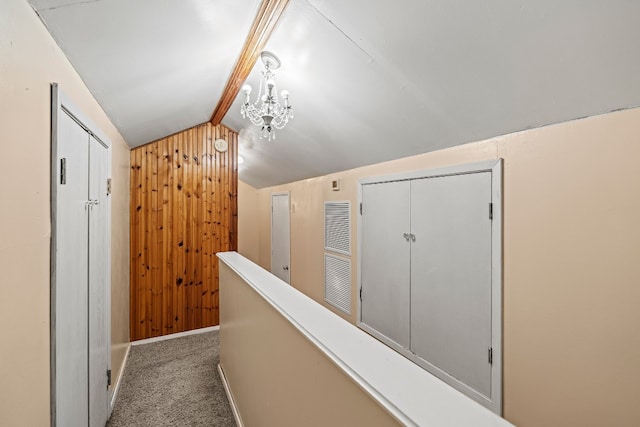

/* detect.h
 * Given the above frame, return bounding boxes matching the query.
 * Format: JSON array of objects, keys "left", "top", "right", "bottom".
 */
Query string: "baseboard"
[
  {"left": 218, "top": 363, "right": 244, "bottom": 427},
  {"left": 109, "top": 342, "right": 131, "bottom": 414},
  {"left": 131, "top": 325, "right": 220, "bottom": 346}
]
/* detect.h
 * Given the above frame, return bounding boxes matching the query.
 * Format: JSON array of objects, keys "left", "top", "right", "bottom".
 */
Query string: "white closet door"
[
  {"left": 56, "top": 111, "right": 89, "bottom": 427},
  {"left": 360, "top": 181, "right": 411, "bottom": 349},
  {"left": 271, "top": 193, "right": 291, "bottom": 283},
  {"left": 410, "top": 172, "right": 493, "bottom": 397},
  {"left": 88, "top": 136, "right": 109, "bottom": 427}
]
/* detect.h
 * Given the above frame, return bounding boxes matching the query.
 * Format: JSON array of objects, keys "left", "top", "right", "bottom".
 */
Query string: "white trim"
[
  {"left": 491, "top": 159, "right": 503, "bottom": 414},
  {"left": 50, "top": 82, "right": 61, "bottom": 427},
  {"left": 217, "top": 252, "right": 513, "bottom": 427},
  {"left": 358, "top": 159, "right": 499, "bottom": 186},
  {"left": 356, "top": 183, "right": 364, "bottom": 337},
  {"left": 218, "top": 364, "right": 244, "bottom": 427},
  {"left": 270, "top": 191, "right": 291, "bottom": 284},
  {"left": 131, "top": 326, "right": 220, "bottom": 346},
  {"left": 356, "top": 158, "right": 503, "bottom": 414},
  {"left": 109, "top": 343, "right": 131, "bottom": 414}
]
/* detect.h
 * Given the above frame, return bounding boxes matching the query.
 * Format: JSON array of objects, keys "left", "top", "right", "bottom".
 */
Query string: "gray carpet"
[{"left": 107, "top": 330, "right": 236, "bottom": 427}]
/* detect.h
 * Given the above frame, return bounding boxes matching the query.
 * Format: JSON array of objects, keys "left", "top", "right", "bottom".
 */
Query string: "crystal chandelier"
[{"left": 240, "top": 51, "right": 293, "bottom": 141}]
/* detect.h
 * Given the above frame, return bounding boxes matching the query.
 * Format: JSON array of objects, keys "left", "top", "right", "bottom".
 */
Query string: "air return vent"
[
  {"left": 324, "top": 254, "right": 351, "bottom": 314},
  {"left": 324, "top": 201, "right": 350, "bottom": 255}
]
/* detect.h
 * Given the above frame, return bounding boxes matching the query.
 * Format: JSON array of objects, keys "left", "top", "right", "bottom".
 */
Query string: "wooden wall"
[{"left": 130, "top": 122, "right": 238, "bottom": 340}]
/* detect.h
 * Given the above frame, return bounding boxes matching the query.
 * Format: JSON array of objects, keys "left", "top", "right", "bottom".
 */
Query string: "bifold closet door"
[
  {"left": 360, "top": 181, "right": 411, "bottom": 349},
  {"left": 88, "top": 136, "right": 109, "bottom": 427},
  {"left": 410, "top": 172, "right": 493, "bottom": 398},
  {"left": 55, "top": 111, "right": 110, "bottom": 427},
  {"left": 56, "top": 111, "right": 90, "bottom": 426}
]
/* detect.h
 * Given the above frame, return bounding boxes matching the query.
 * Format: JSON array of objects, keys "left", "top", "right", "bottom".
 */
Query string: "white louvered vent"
[
  {"left": 324, "top": 254, "right": 351, "bottom": 315},
  {"left": 324, "top": 201, "right": 350, "bottom": 255}
]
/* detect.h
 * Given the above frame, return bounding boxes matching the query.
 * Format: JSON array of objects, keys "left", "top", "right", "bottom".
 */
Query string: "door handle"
[
  {"left": 403, "top": 233, "right": 416, "bottom": 242},
  {"left": 85, "top": 199, "right": 99, "bottom": 209},
  {"left": 283, "top": 266, "right": 289, "bottom": 271}
]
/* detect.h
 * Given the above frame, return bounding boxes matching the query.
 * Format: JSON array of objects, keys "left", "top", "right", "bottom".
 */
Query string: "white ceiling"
[
  {"left": 30, "top": 0, "right": 640, "bottom": 188},
  {"left": 30, "top": 0, "right": 260, "bottom": 145}
]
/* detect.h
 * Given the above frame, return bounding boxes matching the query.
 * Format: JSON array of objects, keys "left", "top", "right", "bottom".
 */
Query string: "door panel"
[
  {"left": 360, "top": 181, "right": 411, "bottom": 349},
  {"left": 56, "top": 111, "right": 89, "bottom": 427},
  {"left": 410, "top": 172, "right": 493, "bottom": 397},
  {"left": 89, "top": 137, "right": 109, "bottom": 427},
  {"left": 271, "top": 193, "right": 290, "bottom": 283}
]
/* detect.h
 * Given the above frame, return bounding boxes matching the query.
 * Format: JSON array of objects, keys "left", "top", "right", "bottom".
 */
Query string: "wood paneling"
[
  {"left": 130, "top": 123, "right": 238, "bottom": 340},
  {"left": 210, "top": 0, "right": 291, "bottom": 125}
]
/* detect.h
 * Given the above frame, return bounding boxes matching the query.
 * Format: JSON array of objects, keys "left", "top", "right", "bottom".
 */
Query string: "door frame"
[
  {"left": 50, "top": 83, "right": 112, "bottom": 425},
  {"left": 356, "top": 158, "right": 503, "bottom": 414},
  {"left": 270, "top": 191, "right": 291, "bottom": 283}
]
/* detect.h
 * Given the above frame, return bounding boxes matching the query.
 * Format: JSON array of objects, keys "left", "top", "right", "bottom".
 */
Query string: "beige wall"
[
  {"left": 243, "top": 108, "right": 640, "bottom": 426},
  {"left": 219, "top": 262, "right": 401, "bottom": 427},
  {"left": 237, "top": 180, "right": 260, "bottom": 263},
  {"left": 254, "top": 141, "right": 498, "bottom": 323},
  {"left": 0, "top": 0, "right": 130, "bottom": 425},
  {"left": 110, "top": 134, "right": 130, "bottom": 390}
]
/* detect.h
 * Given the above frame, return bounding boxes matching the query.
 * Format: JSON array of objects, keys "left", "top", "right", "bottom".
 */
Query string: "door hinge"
[
  {"left": 359, "top": 287, "right": 363, "bottom": 301},
  {"left": 60, "top": 158, "right": 66, "bottom": 185},
  {"left": 489, "top": 202, "right": 493, "bottom": 220},
  {"left": 359, "top": 202, "right": 362, "bottom": 215},
  {"left": 488, "top": 347, "right": 493, "bottom": 364},
  {"left": 106, "top": 178, "right": 112, "bottom": 195},
  {"left": 107, "top": 369, "right": 112, "bottom": 386}
]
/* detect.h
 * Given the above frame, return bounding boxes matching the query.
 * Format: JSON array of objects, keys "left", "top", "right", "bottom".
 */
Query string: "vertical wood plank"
[
  {"left": 151, "top": 142, "right": 160, "bottom": 337},
  {"left": 204, "top": 124, "right": 213, "bottom": 326},
  {"left": 191, "top": 128, "right": 198, "bottom": 330},
  {"left": 196, "top": 125, "right": 202, "bottom": 326},
  {"left": 160, "top": 138, "right": 169, "bottom": 335},
  {"left": 166, "top": 136, "right": 174, "bottom": 334},
  {"left": 213, "top": 125, "right": 222, "bottom": 324},
  {"left": 191, "top": 127, "right": 198, "bottom": 330},
  {"left": 145, "top": 144, "right": 152, "bottom": 338},
  {"left": 130, "top": 149, "right": 140, "bottom": 340},
  {"left": 185, "top": 128, "right": 193, "bottom": 331},
  {"left": 176, "top": 131, "right": 184, "bottom": 333},
  {"left": 138, "top": 146, "right": 146, "bottom": 340},
  {"left": 141, "top": 145, "right": 147, "bottom": 338}
]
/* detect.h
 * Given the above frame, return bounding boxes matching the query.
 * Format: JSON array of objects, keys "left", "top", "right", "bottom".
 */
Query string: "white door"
[
  {"left": 410, "top": 172, "right": 493, "bottom": 398},
  {"left": 55, "top": 111, "right": 90, "bottom": 427},
  {"left": 53, "top": 87, "right": 111, "bottom": 427},
  {"left": 360, "top": 181, "right": 411, "bottom": 349},
  {"left": 88, "top": 136, "right": 110, "bottom": 427},
  {"left": 271, "top": 193, "right": 290, "bottom": 283}
]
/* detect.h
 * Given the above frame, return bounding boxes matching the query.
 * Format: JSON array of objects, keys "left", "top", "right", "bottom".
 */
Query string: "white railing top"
[{"left": 218, "top": 252, "right": 515, "bottom": 427}]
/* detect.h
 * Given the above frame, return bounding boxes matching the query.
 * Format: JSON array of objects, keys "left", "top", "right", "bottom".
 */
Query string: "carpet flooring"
[{"left": 107, "top": 330, "right": 236, "bottom": 427}]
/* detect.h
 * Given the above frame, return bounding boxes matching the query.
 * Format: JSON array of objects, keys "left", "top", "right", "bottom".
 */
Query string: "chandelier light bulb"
[
  {"left": 242, "top": 84, "right": 252, "bottom": 94},
  {"left": 266, "top": 78, "right": 275, "bottom": 90},
  {"left": 281, "top": 90, "right": 289, "bottom": 99}
]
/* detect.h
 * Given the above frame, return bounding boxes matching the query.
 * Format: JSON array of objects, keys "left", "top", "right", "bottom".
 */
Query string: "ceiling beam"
[{"left": 210, "top": 0, "right": 290, "bottom": 125}]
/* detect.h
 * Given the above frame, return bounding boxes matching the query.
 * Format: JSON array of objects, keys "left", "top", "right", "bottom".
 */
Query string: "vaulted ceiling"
[{"left": 29, "top": 0, "right": 640, "bottom": 188}]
